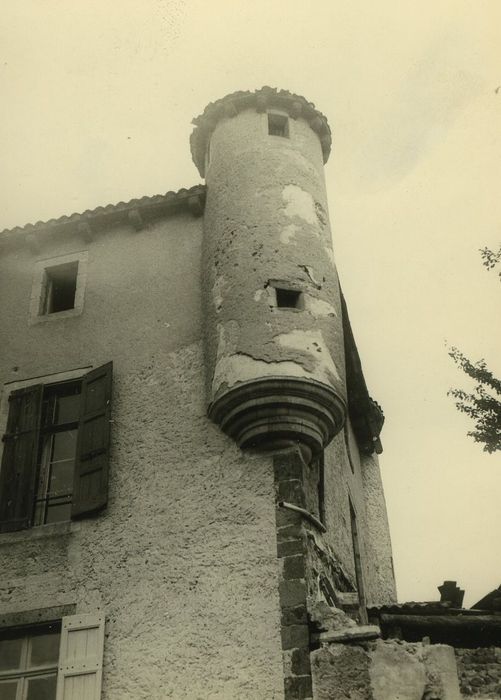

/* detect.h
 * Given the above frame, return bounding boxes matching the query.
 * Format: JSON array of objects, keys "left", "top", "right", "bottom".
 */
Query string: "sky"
[{"left": 1, "top": 1, "right": 500, "bottom": 607}]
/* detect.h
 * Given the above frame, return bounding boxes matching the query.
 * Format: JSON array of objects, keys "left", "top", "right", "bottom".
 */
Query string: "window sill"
[
  {"left": 29, "top": 308, "right": 84, "bottom": 325},
  {"left": 0, "top": 521, "right": 81, "bottom": 547}
]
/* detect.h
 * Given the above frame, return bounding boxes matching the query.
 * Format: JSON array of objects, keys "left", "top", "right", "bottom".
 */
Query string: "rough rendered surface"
[{"left": 0, "top": 213, "right": 284, "bottom": 699}]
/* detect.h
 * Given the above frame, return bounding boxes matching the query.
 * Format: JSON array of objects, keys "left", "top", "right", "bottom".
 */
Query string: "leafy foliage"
[
  {"left": 479, "top": 244, "right": 501, "bottom": 275},
  {"left": 448, "top": 246, "right": 501, "bottom": 453},
  {"left": 448, "top": 348, "right": 501, "bottom": 453}
]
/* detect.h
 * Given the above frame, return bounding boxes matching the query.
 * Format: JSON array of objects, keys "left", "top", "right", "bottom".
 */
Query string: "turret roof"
[{"left": 190, "top": 86, "right": 332, "bottom": 177}]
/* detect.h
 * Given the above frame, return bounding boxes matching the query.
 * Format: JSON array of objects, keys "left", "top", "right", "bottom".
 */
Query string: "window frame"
[
  {"left": 33, "top": 380, "right": 82, "bottom": 526},
  {"left": 0, "top": 363, "right": 112, "bottom": 532},
  {"left": 0, "top": 622, "right": 61, "bottom": 699},
  {"left": 29, "top": 251, "right": 88, "bottom": 325},
  {"left": 267, "top": 112, "right": 290, "bottom": 138},
  {"left": 268, "top": 280, "right": 304, "bottom": 311},
  {"left": 0, "top": 608, "right": 104, "bottom": 700}
]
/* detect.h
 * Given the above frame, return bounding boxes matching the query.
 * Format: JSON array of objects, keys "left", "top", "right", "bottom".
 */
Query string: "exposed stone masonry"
[{"left": 456, "top": 647, "right": 501, "bottom": 697}]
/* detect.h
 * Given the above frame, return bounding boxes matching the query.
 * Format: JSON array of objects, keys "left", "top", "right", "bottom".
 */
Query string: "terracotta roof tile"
[{"left": 0, "top": 184, "right": 206, "bottom": 243}]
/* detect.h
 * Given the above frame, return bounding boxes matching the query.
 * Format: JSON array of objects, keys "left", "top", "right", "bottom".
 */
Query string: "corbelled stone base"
[{"left": 208, "top": 377, "right": 346, "bottom": 462}]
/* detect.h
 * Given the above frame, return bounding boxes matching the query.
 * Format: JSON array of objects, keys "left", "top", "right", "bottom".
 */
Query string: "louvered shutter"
[
  {"left": 72, "top": 362, "right": 112, "bottom": 518},
  {"left": 56, "top": 613, "right": 105, "bottom": 700},
  {"left": 0, "top": 384, "right": 42, "bottom": 532}
]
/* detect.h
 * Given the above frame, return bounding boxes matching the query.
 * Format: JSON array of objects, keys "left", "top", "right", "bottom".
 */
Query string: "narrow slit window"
[
  {"left": 268, "top": 113, "right": 289, "bottom": 138},
  {"left": 314, "top": 451, "right": 325, "bottom": 525},
  {"left": 275, "top": 288, "right": 302, "bottom": 309},
  {"left": 42, "top": 262, "right": 78, "bottom": 314}
]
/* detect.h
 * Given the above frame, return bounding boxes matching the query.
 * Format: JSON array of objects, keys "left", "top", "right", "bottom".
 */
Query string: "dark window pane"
[
  {"left": 29, "top": 633, "right": 60, "bottom": 667},
  {"left": 85, "top": 379, "right": 105, "bottom": 413},
  {"left": 45, "top": 502, "right": 71, "bottom": 524},
  {"left": 48, "top": 461, "right": 74, "bottom": 496},
  {"left": 268, "top": 113, "right": 289, "bottom": 137},
  {"left": 51, "top": 430, "right": 77, "bottom": 462},
  {"left": 55, "top": 392, "right": 80, "bottom": 425},
  {"left": 44, "top": 262, "right": 78, "bottom": 314},
  {"left": 26, "top": 674, "right": 57, "bottom": 700},
  {"left": 276, "top": 288, "right": 302, "bottom": 309},
  {"left": 0, "top": 679, "right": 18, "bottom": 700},
  {"left": 0, "top": 637, "right": 23, "bottom": 671}
]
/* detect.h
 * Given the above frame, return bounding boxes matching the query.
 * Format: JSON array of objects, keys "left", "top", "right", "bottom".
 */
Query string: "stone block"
[
  {"left": 277, "top": 538, "right": 304, "bottom": 558},
  {"left": 279, "top": 580, "right": 307, "bottom": 608},
  {"left": 281, "top": 623, "right": 310, "bottom": 650},
  {"left": 423, "top": 644, "right": 461, "bottom": 700},
  {"left": 273, "top": 451, "right": 304, "bottom": 481},
  {"left": 284, "top": 674, "right": 313, "bottom": 699},
  {"left": 276, "top": 508, "right": 302, "bottom": 529},
  {"left": 282, "top": 605, "right": 307, "bottom": 626},
  {"left": 283, "top": 554, "right": 306, "bottom": 580},
  {"left": 311, "top": 645, "right": 372, "bottom": 700},
  {"left": 278, "top": 479, "right": 306, "bottom": 507},
  {"left": 291, "top": 647, "right": 311, "bottom": 676},
  {"left": 370, "top": 640, "right": 426, "bottom": 700}
]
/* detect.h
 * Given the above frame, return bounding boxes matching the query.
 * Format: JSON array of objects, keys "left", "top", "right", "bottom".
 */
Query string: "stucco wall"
[
  {"left": 308, "top": 420, "right": 396, "bottom": 610},
  {"left": 202, "top": 107, "right": 346, "bottom": 406},
  {"left": 0, "top": 215, "right": 285, "bottom": 699}
]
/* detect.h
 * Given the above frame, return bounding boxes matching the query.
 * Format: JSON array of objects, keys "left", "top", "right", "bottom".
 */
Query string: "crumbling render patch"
[
  {"left": 324, "top": 246, "right": 336, "bottom": 268},
  {"left": 280, "top": 224, "right": 299, "bottom": 245},
  {"left": 305, "top": 297, "right": 337, "bottom": 318},
  {"left": 300, "top": 265, "right": 322, "bottom": 289},
  {"left": 215, "top": 321, "right": 240, "bottom": 361},
  {"left": 275, "top": 329, "right": 341, "bottom": 383},
  {"left": 212, "top": 274, "right": 226, "bottom": 313},
  {"left": 282, "top": 185, "right": 318, "bottom": 226},
  {"left": 211, "top": 352, "right": 308, "bottom": 394}
]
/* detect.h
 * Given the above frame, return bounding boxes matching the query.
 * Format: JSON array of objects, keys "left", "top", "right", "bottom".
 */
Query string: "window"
[
  {"left": 268, "top": 113, "right": 289, "bottom": 138},
  {"left": 0, "top": 363, "right": 112, "bottom": 532},
  {"left": 275, "top": 287, "right": 303, "bottom": 309},
  {"left": 312, "top": 450, "right": 325, "bottom": 524},
  {"left": 344, "top": 423, "right": 356, "bottom": 474},
  {"left": 349, "top": 498, "right": 368, "bottom": 624},
  {"left": 0, "top": 614, "right": 105, "bottom": 700},
  {"left": 0, "top": 624, "right": 60, "bottom": 700},
  {"left": 41, "top": 262, "right": 78, "bottom": 314},
  {"left": 29, "top": 252, "right": 88, "bottom": 324}
]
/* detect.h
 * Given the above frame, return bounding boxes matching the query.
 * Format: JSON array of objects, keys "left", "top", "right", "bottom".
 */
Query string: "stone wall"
[
  {"left": 455, "top": 647, "right": 501, "bottom": 697},
  {"left": 312, "top": 638, "right": 462, "bottom": 700}
]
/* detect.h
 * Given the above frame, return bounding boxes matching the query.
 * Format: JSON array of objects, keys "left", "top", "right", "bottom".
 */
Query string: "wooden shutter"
[
  {"left": 56, "top": 613, "right": 105, "bottom": 700},
  {"left": 0, "top": 384, "right": 42, "bottom": 532},
  {"left": 72, "top": 362, "right": 112, "bottom": 519}
]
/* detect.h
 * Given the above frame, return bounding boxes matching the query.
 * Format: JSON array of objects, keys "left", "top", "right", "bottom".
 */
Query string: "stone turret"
[{"left": 191, "top": 87, "right": 347, "bottom": 463}]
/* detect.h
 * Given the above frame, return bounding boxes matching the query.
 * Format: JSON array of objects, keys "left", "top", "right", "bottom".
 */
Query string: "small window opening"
[
  {"left": 349, "top": 498, "right": 368, "bottom": 624},
  {"left": 276, "top": 288, "right": 302, "bottom": 309},
  {"left": 268, "top": 113, "right": 289, "bottom": 138},
  {"left": 42, "top": 262, "right": 78, "bottom": 314}
]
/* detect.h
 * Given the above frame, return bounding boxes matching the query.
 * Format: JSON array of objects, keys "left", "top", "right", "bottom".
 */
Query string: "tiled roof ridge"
[
  {"left": 0, "top": 184, "right": 206, "bottom": 239},
  {"left": 190, "top": 86, "right": 332, "bottom": 177}
]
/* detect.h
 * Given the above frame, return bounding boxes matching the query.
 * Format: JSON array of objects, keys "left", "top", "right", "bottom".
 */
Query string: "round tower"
[{"left": 191, "top": 87, "right": 346, "bottom": 463}]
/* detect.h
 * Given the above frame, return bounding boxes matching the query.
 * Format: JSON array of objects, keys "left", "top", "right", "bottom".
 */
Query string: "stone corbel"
[
  {"left": 187, "top": 195, "right": 203, "bottom": 217},
  {"left": 128, "top": 208, "right": 144, "bottom": 231},
  {"left": 25, "top": 232, "right": 41, "bottom": 255},
  {"left": 77, "top": 221, "right": 93, "bottom": 243}
]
